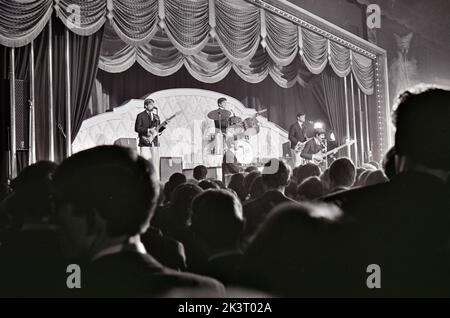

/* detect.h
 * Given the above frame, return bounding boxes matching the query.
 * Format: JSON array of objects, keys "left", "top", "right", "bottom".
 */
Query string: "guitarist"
[
  {"left": 288, "top": 113, "right": 308, "bottom": 166},
  {"left": 301, "top": 128, "right": 327, "bottom": 169},
  {"left": 135, "top": 98, "right": 161, "bottom": 174}
]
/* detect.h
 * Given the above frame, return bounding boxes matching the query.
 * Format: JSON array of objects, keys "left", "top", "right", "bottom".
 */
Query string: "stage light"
[
  {"left": 314, "top": 122, "right": 324, "bottom": 129},
  {"left": 330, "top": 132, "right": 336, "bottom": 141}
]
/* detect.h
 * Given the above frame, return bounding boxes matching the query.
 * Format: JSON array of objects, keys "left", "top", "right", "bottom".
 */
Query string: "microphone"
[{"left": 57, "top": 123, "right": 67, "bottom": 139}]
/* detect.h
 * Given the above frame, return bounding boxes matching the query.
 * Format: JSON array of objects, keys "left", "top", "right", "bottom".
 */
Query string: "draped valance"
[{"left": 0, "top": 0, "right": 375, "bottom": 94}]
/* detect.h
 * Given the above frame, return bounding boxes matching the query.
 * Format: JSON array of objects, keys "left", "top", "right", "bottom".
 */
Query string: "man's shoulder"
[
  {"left": 324, "top": 182, "right": 389, "bottom": 205},
  {"left": 87, "top": 251, "right": 224, "bottom": 296},
  {"left": 158, "top": 269, "right": 225, "bottom": 295}
]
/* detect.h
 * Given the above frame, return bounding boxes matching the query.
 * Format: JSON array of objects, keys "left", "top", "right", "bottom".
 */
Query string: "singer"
[{"left": 134, "top": 98, "right": 161, "bottom": 175}]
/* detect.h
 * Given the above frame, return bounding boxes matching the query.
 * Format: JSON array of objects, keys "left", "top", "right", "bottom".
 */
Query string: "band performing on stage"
[{"left": 134, "top": 97, "right": 349, "bottom": 179}]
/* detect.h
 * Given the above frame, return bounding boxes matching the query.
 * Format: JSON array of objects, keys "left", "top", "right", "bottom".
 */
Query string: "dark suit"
[
  {"left": 140, "top": 227, "right": 187, "bottom": 271},
  {"left": 324, "top": 171, "right": 450, "bottom": 297},
  {"left": 288, "top": 122, "right": 307, "bottom": 150},
  {"left": 135, "top": 111, "right": 161, "bottom": 147},
  {"left": 300, "top": 138, "right": 325, "bottom": 160},
  {"left": 85, "top": 250, "right": 225, "bottom": 297}
]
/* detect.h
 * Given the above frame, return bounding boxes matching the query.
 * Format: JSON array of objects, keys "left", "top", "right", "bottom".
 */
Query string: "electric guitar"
[
  {"left": 294, "top": 137, "right": 314, "bottom": 153},
  {"left": 310, "top": 140, "right": 355, "bottom": 164},
  {"left": 142, "top": 111, "right": 181, "bottom": 144}
]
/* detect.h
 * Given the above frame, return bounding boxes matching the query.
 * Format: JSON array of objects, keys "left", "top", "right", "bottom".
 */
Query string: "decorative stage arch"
[
  {"left": 73, "top": 88, "right": 289, "bottom": 168},
  {"left": 1, "top": 0, "right": 391, "bottom": 177}
]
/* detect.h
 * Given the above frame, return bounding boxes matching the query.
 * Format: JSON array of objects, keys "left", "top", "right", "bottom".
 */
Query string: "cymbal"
[{"left": 207, "top": 108, "right": 232, "bottom": 121}]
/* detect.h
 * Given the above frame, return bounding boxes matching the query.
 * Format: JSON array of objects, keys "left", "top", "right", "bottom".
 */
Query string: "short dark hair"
[
  {"left": 217, "top": 97, "right": 227, "bottom": 105},
  {"left": 314, "top": 128, "right": 325, "bottom": 136},
  {"left": 171, "top": 183, "right": 203, "bottom": 226},
  {"left": 296, "top": 112, "right": 305, "bottom": 118},
  {"left": 54, "top": 146, "right": 159, "bottom": 237},
  {"left": 11, "top": 161, "right": 58, "bottom": 221},
  {"left": 295, "top": 163, "right": 321, "bottom": 184},
  {"left": 261, "top": 159, "right": 291, "bottom": 189},
  {"left": 198, "top": 179, "right": 220, "bottom": 190},
  {"left": 144, "top": 98, "right": 155, "bottom": 107},
  {"left": 164, "top": 173, "right": 187, "bottom": 204},
  {"left": 243, "top": 170, "right": 261, "bottom": 198},
  {"left": 191, "top": 189, "right": 243, "bottom": 249},
  {"left": 193, "top": 165, "right": 208, "bottom": 181},
  {"left": 393, "top": 85, "right": 450, "bottom": 170},
  {"left": 296, "top": 176, "right": 324, "bottom": 201},
  {"left": 382, "top": 147, "right": 396, "bottom": 180},
  {"left": 249, "top": 175, "right": 266, "bottom": 199},
  {"left": 329, "top": 157, "right": 356, "bottom": 189}
]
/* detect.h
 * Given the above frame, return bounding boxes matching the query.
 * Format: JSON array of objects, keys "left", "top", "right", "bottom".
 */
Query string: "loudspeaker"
[
  {"left": 14, "top": 80, "right": 30, "bottom": 150},
  {"left": 160, "top": 157, "right": 183, "bottom": 184},
  {"left": 0, "top": 79, "right": 10, "bottom": 184},
  {"left": 114, "top": 138, "right": 137, "bottom": 150}
]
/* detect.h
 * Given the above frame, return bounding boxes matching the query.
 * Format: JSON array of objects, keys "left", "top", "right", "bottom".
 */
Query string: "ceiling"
[{"left": 286, "top": 0, "right": 450, "bottom": 50}]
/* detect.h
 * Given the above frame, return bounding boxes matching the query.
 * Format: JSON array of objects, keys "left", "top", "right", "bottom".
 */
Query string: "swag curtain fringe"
[{"left": 0, "top": 0, "right": 375, "bottom": 94}]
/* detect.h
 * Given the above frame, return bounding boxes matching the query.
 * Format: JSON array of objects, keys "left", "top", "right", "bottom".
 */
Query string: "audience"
[
  {"left": 1, "top": 85, "right": 449, "bottom": 298},
  {"left": 295, "top": 163, "right": 321, "bottom": 185},
  {"left": 191, "top": 190, "right": 244, "bottom": 285},
  {"left": 296, "top": 176, "right": 324, "bottom": 201},
  {"left": 382, "top": 147, "right": 397, "bottom": 180},
  {"left": 364, "top": 170, "right": 388, "bottom": 186},
  {"left": 325, "top": 85, "right": 450, "bottom": 297},
  {"left": 0, "top": 161, "right": 66, "bottom": 297},
  {"left": 52, "top": 146, "right": 224, "bottom": 297},
  {"left": 248, "top": 175, "right": 266, "bottom": 201},
  {"left": 163, "top": 173, "right": 187, "bottom": 205},
  {"left": 328, "top": 157, "right": 356, "bottom": 193},
  {"left": 243, "top": 159, "right": 293, "bottom": 239},
  {"left": 239, "top": 202, "right": 351, "bottom": 297},
  {"left": 320, "top": 168, "right": 331, "bottom": 194},
  {"left": 193, "top": 165, "right": 208, "bottom": 181},
  {"left": 242, "top": 170, "right": 261, "bottom": 201},
  {"left": 198, "top": 179, "right": 221, "bottom": 190},
  {"left": 227, "top": 173, "right": 246, "bottom": 202}
]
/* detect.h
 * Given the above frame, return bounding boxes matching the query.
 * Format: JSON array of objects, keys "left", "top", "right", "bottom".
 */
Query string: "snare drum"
[{"left": 228, "top": 116, "right": 245, "bottom": 134}]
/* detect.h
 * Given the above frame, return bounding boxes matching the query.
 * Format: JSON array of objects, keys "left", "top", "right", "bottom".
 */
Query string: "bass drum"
[
  {"left": 234, "top": 139, "right": 254, "bottom": 165},
  {"left": 242, "top": 117, "right": 260, "bottom": 136}
]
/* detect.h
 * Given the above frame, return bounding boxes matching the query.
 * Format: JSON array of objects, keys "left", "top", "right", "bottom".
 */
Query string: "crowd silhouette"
[{"left": 0, "top": 85, "right": 449, "bottom": 297}]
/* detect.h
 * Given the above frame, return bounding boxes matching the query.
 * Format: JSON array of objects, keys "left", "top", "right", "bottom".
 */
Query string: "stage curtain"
[
  {"left": 99, "top": 21, "right": 310, "bottom": 88},
  {"left": 0, "top": 0, "right": 53, "bottom": 47},
  {"left": 0, "top": 0, "right": 375, "bottom": 94},
  {"left": 52, "top": 19, "right": 104, "bottom": 161},
  {"left": 315, "top": 66, "right": 347, "bottom": 151},
  {"left": 300, "top": 28, "right": 328, "bottom": 75},
  {"left": 87, "top": 64, "right": 328, "bottom": 131}
]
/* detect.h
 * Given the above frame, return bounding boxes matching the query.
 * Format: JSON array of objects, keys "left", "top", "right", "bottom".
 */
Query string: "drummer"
[{"left": 214, "top": 97, "right": 231, "bottom": 134}]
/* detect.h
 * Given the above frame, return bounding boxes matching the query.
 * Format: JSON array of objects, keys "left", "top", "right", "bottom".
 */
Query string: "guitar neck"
[
  {"left": 322, "top": 142, "right": 353, "bottom": 157},
  {"left": 156, "top": 113, "right": 177, "bottom": 130}
]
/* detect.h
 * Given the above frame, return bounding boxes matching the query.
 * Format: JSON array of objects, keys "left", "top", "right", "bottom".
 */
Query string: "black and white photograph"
[{"left": 1, "top": 0, "right": 450, "bottom": 303}]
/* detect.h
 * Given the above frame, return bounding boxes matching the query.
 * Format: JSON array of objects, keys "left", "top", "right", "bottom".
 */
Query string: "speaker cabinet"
[
  {"left": 114, "top": 138, "right": 137, "bottom": 150},
  {"left": 14, "top": 79, "right": 30, "bottom": 150}
]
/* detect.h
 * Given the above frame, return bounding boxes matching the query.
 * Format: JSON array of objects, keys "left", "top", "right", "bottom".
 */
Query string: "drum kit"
[
  {"left": 207, "top": 108, "right": 267, "bottom": 138},
  {"left": 205, "top": 107, "right": 267, "bottom": 162}
]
